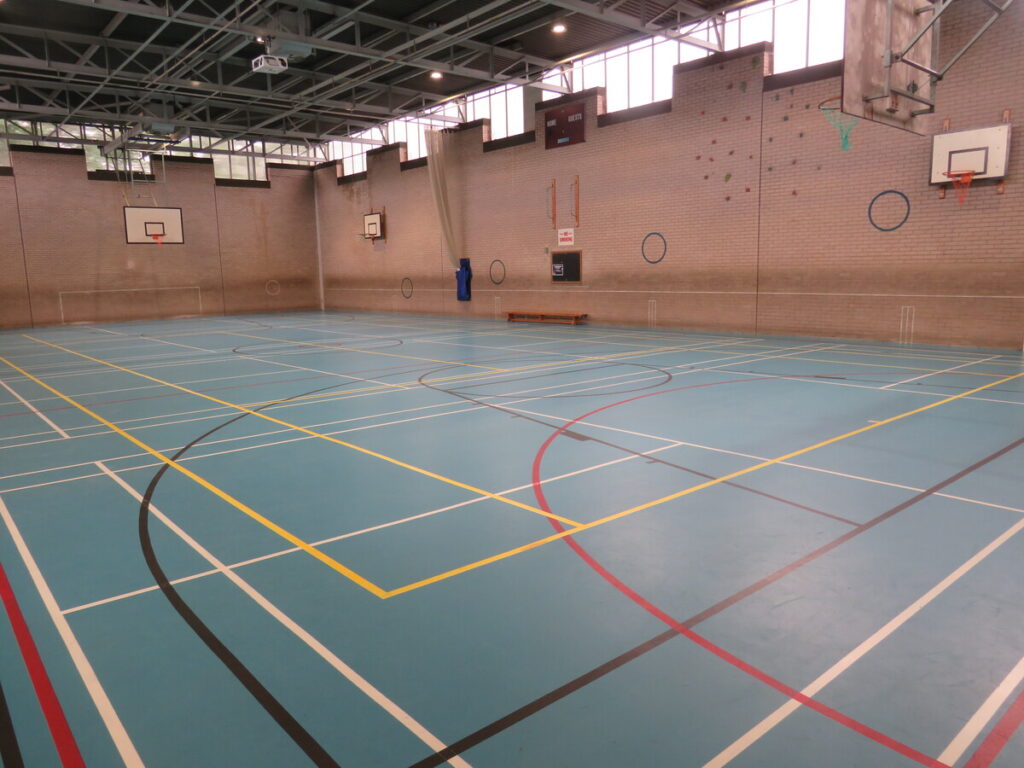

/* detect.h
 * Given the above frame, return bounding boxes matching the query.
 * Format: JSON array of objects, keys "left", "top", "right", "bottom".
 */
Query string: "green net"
[{"left": 820, "top": 102, "right": 859, "bottom": 151}]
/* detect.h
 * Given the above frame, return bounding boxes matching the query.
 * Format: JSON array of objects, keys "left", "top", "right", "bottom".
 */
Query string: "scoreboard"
[{"left": 544, "top": 102, "right": 585, "bottom": 149}]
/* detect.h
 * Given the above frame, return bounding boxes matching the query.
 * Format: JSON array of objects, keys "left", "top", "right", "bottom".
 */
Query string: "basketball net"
[
  {"left": 819, "top": 98, "right": 859, "bottom": 151},
  {"left": 944, "top": 171, "right": 975, "bottom": 204},
  {"left": 150, "top": 233, "right": 164, "bottom": 247}
]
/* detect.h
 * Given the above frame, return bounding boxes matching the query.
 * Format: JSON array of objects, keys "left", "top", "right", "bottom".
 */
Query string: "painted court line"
[
  {"left": 7, "top": 342, "right": 580, "bottom": 528},
  {"left": 96, "top": 464, "right": 472, "bottom": 768},
  {"left": 0, "top": 560, "right": 84, "bottom": 767},
  {"left": 0, "top": 378, "right": 69, "bottom": 439},
  {"left": 938, "top": 654, "right": 1024, "bottom": 766},
  {"left": 223, "top": 330, "right": 510, "bottom": 371},
  {"left": 0, "top": 496, "right": 144, "bottom": 767},
  {"left": 66, "top": 440, "right": 691, "bottom": 615},
  {"left": 0, "top": 354, "right": 394, "bottom": 599},
  {"left": 703, "top": 515, "right": 1024, "bottom": 768},
  {"left": 881, "top": 355, "right": 1002, "bottom": 389},
  {"left": 384, "top": 369, "right": 1024, "bottom": 597}
]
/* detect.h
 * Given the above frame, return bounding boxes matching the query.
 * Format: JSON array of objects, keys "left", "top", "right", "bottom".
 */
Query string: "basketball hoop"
[
  {"left": 819, "top": 97, "right": 859, "bottom": 151},
  {"left": 943, "top": 170, "right": 975, "bottom": 204},
  {"left": 150, "top": 233, "right": 164, "bottom": 247}
]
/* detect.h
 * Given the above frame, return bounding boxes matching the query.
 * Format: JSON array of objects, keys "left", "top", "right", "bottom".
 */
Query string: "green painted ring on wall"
[
  {"left": 265, "top": 280, "right": 281, "bottom": 296},
  {"left": 868, "top": 190, "right": 911, "bottom": 232},
  {"left": 642, "top": 232, "right": 667, "bottom": 264},
  {"left": 401, "top": 277, "right": 414, "bottom": 299}
]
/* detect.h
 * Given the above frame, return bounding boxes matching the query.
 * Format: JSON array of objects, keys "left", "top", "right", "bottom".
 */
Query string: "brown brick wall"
[
  {"left": 0, "top": 176, "right": 31, "bottom": 327},
  {"left": 318, "top": 5, "right": 1023, "bottom": 349},
  {"left": 1, "top": 153, "right": 318, "bottom": 328},
  {"left": 3, "top": 1, "right": 1021, "bottom": 347},
  {"left": 217, "top": 167, "right": 318, "bottom": 315}
]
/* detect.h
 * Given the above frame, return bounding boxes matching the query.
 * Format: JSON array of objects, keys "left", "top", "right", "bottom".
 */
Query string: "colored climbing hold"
[
  {"left": 740, "top": 81, "right": 748, "bottom": 93},
  {"left": 725, "top": 173, "right": 732, "bottom": 182}
]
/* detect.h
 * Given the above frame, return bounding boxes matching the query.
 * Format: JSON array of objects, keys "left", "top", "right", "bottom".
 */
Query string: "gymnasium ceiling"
[{"left": 0, "top": 0, "right": 735, "bottom": 146}]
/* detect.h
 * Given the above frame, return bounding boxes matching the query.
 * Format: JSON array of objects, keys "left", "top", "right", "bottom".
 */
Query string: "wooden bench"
[{"left": 506, "top": 311, "right": 587, "bottom": 325}]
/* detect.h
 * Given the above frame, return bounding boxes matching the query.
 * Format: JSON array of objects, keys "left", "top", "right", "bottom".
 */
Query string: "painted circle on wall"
[
  {"left": 401, "top": 277, "right": 414, "bottom": 299},
  {"left": 265, "top": 279, "right": 281, "bottom": 296},
  {"left": 641, "top": 232, "right": 667, "bottom": 264},
  {"left": 867, "top": 190, "right": 911, "bottom": 232},
  {"left": 489, "top": 259, "right": 507, "bottom": 285}
]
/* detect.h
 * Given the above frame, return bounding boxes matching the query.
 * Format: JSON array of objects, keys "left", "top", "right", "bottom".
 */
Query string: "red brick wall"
[
  {"left": 1, "top": 153, "right": 318, "bottom": 329},
  {"left": 317, "top": 3, "right": 1023, "bottom": 349}
]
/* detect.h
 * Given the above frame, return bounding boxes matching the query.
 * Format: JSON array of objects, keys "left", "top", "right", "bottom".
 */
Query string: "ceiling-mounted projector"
[{"left": 252, "top": 54, "right": 288, "bottom": 74}]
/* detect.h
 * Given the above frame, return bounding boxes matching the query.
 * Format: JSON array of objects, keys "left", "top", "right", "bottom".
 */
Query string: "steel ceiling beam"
[
  {"left": 0, "top": 98, "right": 375, "bottom": 142},
  {"left": 52, "top": 0, "right": 554, "bottom": 87},
  {"left": 0, "top": 22, "right": 449, "bottom": 106},
  {"left": 542, "top": 0, "right": 722, "bottom": 51}
]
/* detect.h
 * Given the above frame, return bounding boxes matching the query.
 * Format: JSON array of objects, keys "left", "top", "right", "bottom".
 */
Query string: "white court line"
[
  {"left": 0, "top": 377, "right": 70, "bottom": 438},
  {"left": 721, "top": 368, "right": 1024, "bottom": 408},
  {"left": 937, "top": 654, "right": 1024, "bottom": 766},
  {"left": 508, "top": 406, "right": 1024, "bottom": 518},
  {"left": 95, "top": 463, "right": 471, "bottom": 768},
  {"left": 881, "top": 355, "right": 1002, "bottom": 390},
  {"left": 0, "top": 494, "right": 144, "bottom": 767},
  {"left": 702, "top": 515, "right": 1024, "bottom": 768},
  {"left": 67, "top": 440, "right": 691, "bottom": 614},
  {"left": 0, "top": 336, "right": 813, "bottom": 450}
]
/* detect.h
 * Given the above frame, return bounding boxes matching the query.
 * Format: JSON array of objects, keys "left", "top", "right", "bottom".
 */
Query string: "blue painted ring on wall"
[
  {"left": 868, "top": 190, "right": 911, "bottom": 232},
  {"left": 489, "top": 259, "right": 507, "bottom": 285},
  {"left": 401, "top": 277, "right": 414, "bottom": 299},
  {"left": 642, "top": 232, "right": 667, "bottom": 264}
]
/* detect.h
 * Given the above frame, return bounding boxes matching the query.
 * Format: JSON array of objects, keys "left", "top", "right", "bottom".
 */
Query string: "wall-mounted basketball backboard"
[
  {"left": 362, "top": 211, "right": 384, "bottom": 240},
  {"left": 124, "top": 206, "right": 184, "bottom": 244},
  {"left": 843, "top": 0, "right": 936, "bottom": 134},
  {"left": 930, "top": 124, "right": 1011, "bottom": 183}
]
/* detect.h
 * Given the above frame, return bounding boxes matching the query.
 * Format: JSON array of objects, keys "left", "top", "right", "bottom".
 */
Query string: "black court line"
[
  {"left": 137, "top": 378, "right": 374, "bottom": 768},
  {"left": 420, "top": 367, "right": 858, "bottom": 527},
  {"left": 407, "top": 432, "right": 1024, "bottom": 768},
  {"left": 0, "top": 676, "right": 25, "bottom": 768}
]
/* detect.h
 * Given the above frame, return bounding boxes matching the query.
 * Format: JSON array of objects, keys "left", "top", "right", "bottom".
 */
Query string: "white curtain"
[{"left": 426, "top": 130, "right": 463, "bottom": 268}]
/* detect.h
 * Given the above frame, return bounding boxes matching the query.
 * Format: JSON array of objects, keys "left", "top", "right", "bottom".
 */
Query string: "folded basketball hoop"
[
  {"left": 150, "top": 233, "right": 164, "bottom": 247},
  {"left": 819, "top": 97, "right": 859, "bottom": 151},
  {"left": 943, "top": 171, "right": 975, "bottom": 204}
]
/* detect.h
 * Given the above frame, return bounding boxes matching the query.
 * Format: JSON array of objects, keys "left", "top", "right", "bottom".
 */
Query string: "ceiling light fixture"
[
  {"left": 552, "top": 21, "right": 567, "bottom": 34},
  {"left": 430, "top": 70, "right": 443, "bottom": 80}
]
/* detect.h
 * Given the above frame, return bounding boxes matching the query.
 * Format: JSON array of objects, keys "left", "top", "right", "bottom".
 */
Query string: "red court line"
[
  {"left": 0, "top": 561, "right": 85, "bottom": 768},
  {"left": 531, "top": 380, "right": 950, "bottom": 768},
  {"left": 963, "top": 686, "right": 1024, "bottom": 768}
]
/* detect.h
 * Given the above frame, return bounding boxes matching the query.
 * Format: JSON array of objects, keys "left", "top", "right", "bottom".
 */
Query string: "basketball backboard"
[
  {"left": 843, "top": 0, "right": 937, "bottom": 134},
  {"left": 930, "top": 124, "right": 1011, "bottom": 183},
  {"left": 124, "top": 206, "right": 183, "bottom": 244}
]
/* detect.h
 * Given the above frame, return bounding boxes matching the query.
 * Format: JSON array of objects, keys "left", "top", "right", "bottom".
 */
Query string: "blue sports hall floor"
[{"left": 0, "top": 311, "right": 1022, "bottom": 768}]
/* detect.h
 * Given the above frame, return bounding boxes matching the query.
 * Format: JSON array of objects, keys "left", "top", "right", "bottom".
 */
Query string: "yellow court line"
[
  {"left": 0, "top": 355, "right": 390, "bottom": 599},
  {"left": 788, "top": 356, "right": 1001, "bottom": 377},
  {"left": 22, "top": 336, "right": 580, "bottom": 528},
  {"left": 223, "top": 330, "right": 511, "bottom": 372},
  {"left": 226, "top": 329, "right": 691, "bottom": 378},
  {"left": 212, "top": 337, "right": 702, "bottom": 412},
  {"left": 383, "top": 369, "right": 1024, "bottom": 597}
]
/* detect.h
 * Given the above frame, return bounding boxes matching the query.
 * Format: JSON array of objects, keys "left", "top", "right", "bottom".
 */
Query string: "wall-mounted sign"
[
  {"left": 545, "top": 102, "right": 585, "bottom": 149},
  {"left": 557, "top": 228, "right": 575, "bottom": 245}
]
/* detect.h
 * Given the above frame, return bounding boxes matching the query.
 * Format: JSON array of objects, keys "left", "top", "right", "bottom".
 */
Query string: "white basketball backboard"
[
  {"left": 930, "top": 125, "right": 1011, "bottom": 184},
  {"left": 124, "top": 206, "right": 184, "bottom": 244}
]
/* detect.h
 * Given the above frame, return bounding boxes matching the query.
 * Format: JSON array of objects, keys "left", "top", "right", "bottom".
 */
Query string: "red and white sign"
[{"left": 557, "top": 228, "right": 575, "bottom": 246}]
